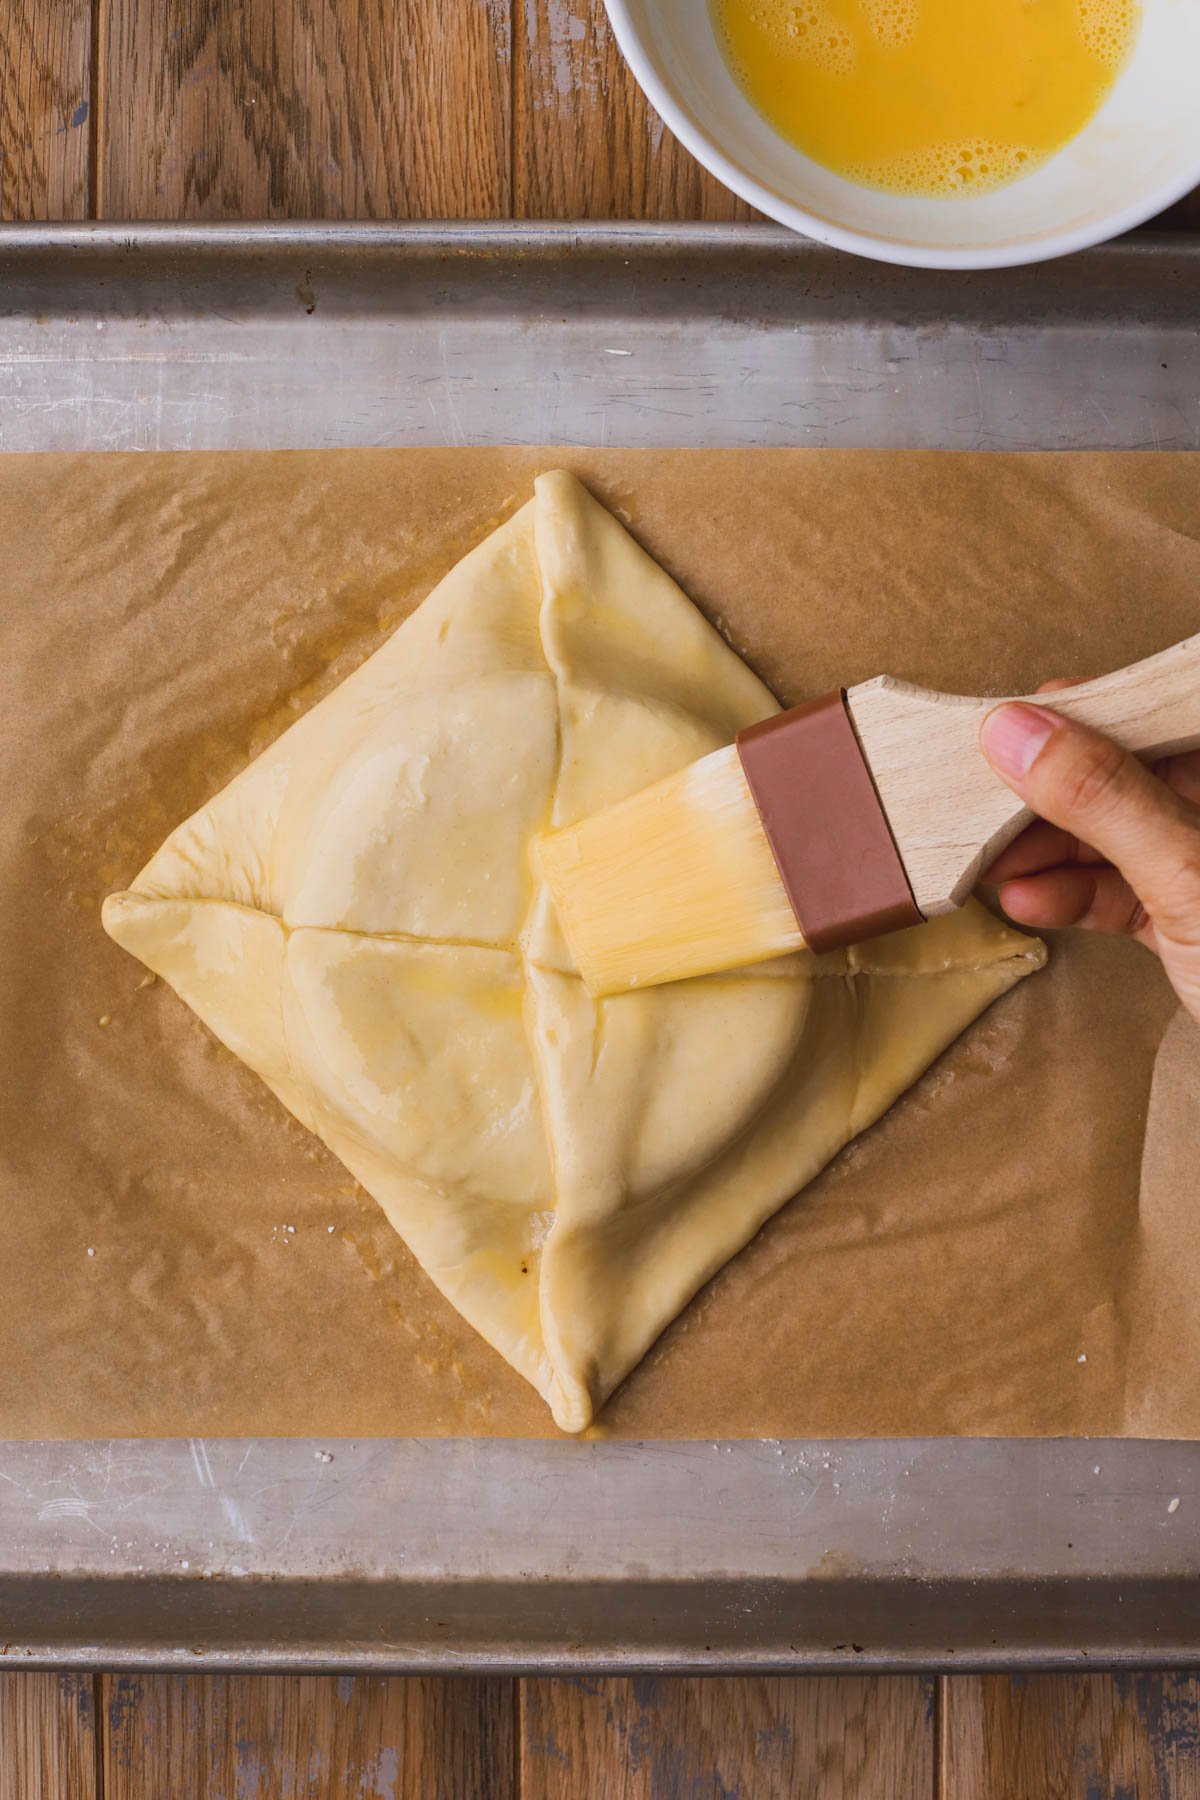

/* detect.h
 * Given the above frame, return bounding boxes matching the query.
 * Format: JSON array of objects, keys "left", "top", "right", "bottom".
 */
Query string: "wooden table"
[
  {"left": 3, "top": 4, "right": 1199, "bottom": 1796},
  {"left": 4, "top": 0, "right": 1198, "bottom": 226}
]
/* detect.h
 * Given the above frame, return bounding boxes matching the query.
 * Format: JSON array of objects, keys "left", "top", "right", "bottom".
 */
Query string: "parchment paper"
[{"left": 2, "top": 447, "right": 1198, "bottom": 1440}]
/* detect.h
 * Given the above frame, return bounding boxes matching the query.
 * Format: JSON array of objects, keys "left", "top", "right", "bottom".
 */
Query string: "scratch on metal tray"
[
  {"left": 436, "top": 330, "right": 465, "bottom": 446},
  {"left": 220, "top": 1495, "right": 256, "bottom": 1544},
  {"left": 37, "top": 1497, "right": 107, "bottom": 1533},
  {"left": 188, "top": 1437, "right": 216, "bottom": 1488}
]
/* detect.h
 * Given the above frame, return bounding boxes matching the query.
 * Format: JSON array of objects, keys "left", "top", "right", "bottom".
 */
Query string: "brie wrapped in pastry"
[{"left": 104, "top": 471, "right": 1045, "bottom": 1430}]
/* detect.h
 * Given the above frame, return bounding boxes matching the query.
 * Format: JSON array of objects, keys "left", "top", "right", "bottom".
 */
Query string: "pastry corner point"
[
  {"left": 548, "top": 1369, "right": 596, "bottom": 1436},
  {"left": 99, "top": 888, "right": 137, "bottom": 944}
]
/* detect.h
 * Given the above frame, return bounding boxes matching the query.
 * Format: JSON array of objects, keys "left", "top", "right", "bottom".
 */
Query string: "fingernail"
[{"left": 980, "top": 703, "right": 1059, "bottom": 781}]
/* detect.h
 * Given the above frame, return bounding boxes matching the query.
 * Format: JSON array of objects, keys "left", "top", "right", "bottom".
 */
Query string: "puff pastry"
[{"left": 103, "top": 470, "right": 1045, "bottom": 1431}]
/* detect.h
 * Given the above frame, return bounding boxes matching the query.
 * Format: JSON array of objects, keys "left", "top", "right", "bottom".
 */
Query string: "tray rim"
[{"left": 0, "top": 215, "right": 1196, "bottom": 254}]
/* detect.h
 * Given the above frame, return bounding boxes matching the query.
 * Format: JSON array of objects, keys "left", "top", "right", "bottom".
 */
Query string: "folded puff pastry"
[{"left": 103, "top": 470, "right": 1045, "bottom": 1431}]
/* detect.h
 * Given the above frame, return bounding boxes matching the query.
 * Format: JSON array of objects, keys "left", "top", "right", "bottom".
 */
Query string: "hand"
[{"left": 980, "top": 681, "right": 1200, "bottom": 1023}]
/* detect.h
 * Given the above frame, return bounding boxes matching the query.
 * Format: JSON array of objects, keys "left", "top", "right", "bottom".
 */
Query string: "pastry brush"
[{"left": 535, "top": 632, "right": 1200, "bottom": 995}]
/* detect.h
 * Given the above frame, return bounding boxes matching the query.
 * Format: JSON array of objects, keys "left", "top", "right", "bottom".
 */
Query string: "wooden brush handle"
[{"left": 847, "top": 629, "right": 1200, "bottom": 918}]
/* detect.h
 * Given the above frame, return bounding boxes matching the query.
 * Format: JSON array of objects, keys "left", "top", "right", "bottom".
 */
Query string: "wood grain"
[
  {"left": 102, "top": 1673, "right": 515, "bottom": 1800},
  {"left": 98, "top": 0, "right": 511, "bottom": 219},
  {"left": 0, "top": 1673, "right": 99, "bottom": 1800},
  {"left": 17, "top": 0, "right": 1197, "bottom": 225},
  {"left": 515, "top": 0, "right": 754, "bottom": 218},
  {"left": 848, "top": 630, "right": 1200, "bottom": 920},
  {"left": 520, "top": 1674, "right": 935, "bottom": 1798},
  {"left": 0, "top": 0, "right": 91, "bottom": 220},
  {"left": 941, "top": 1672, "right": 1200, "bottom": 1800}
]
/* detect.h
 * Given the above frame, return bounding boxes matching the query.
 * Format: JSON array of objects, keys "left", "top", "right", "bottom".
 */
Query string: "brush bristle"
[{"left": 534, "top": 743, "right": 804, "bottom": 995}]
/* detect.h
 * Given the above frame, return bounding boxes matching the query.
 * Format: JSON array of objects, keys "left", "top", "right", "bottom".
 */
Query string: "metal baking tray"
[{"left": 1, "top": 221, "right": 1198, "bottom": 1673}]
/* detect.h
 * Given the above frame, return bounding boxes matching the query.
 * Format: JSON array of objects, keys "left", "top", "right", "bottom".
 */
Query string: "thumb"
[{"left": 980, "top": 702, "right": 1200, "bottom": 944}]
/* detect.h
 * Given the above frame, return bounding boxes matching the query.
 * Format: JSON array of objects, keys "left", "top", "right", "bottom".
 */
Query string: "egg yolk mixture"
[{"left": 712, "top": 0, "right": 1140, "bottom": 197}]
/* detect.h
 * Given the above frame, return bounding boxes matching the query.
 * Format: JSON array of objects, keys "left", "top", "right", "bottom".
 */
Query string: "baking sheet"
[
  {"left": 3, "top": 442, "right": 1197, "bottom": 1441},
  {"left": 2, "top": 222, "right": 1199, "bottom": 1672}
]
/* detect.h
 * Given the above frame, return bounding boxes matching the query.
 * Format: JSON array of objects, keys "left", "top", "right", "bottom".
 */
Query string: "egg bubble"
[
  {"left": 745, "top": 0, "right": 859, "bottom": 73},
  {"left": 845, "top": 136, "right": 1043, "bottom": 197},
  {"left": 1077, "top": 0, "right": 1138, "bottom": 69},
  {"left": 860, "top": 0, "right": 919, "bottom": 51}
]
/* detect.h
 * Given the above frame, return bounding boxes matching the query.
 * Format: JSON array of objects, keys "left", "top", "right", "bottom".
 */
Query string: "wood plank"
[
  {"left": 98, "top": 0, "right": 511, "bottom": 220},
  {"left": 102, "top": 1673, "right": 515, "bottom": 1800},
  {"left": 0, "top": 1673, "right": 99, "bottom": 1800},
  {"left": 520, "top": 1674, "right": 934, "bottom": 1798},
  {"left": 515, "top": 0, "right": 754, "bottom": 219},
  {"left": 0, "top": 0, "right": 91, "bottom": 221},
  {"left": 941, "top": 1672, "right": 1200, "bottom": 1800}
]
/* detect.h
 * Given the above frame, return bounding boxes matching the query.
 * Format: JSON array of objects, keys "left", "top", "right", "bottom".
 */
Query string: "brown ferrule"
[{"left": 736, "top": 689, "right": 922, "bottom": 954}]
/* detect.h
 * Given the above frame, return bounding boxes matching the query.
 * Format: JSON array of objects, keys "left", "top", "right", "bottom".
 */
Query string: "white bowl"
[{"left": 603, "top": 0, "right": 1200, "bottom": 268}]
